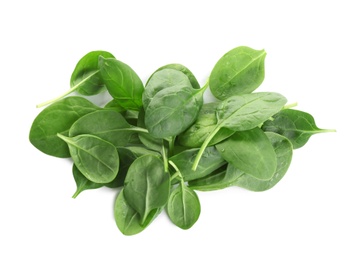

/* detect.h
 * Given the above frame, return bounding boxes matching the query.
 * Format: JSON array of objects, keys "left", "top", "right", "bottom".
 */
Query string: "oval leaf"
[
  {"left": 29, "top": 97, "right": 99, "bottom": 158},
  {"left": 262, "top": 109, "right": 335, "bottom": 149},
  {"left": 58, "top": 134, "right": 119, "bottom": 183},
  {"left": 70, "top": 50, "right": 115, "bottom": 95},
  {"left": 216, "top": 128, "right": 277, "bottom": 180},
  {"left": 210, "top": 46, "right": 266, "bottom": 100},
  {"left": 99, "top": 56, "right": 144, "bottom": 110},
  {"left": 167, "top": 183, "right": 201, "bottom": 230},
  {"left": 123, "top": 155, "right": 170, "bottom": 223}
]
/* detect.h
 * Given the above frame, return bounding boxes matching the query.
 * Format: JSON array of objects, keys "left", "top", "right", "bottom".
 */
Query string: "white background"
[{"left": 1, "top": 0, "right": 353, "bottom": 259}]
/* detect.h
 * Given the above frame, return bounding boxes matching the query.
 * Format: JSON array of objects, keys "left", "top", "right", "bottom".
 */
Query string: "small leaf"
[
  {"left": 167, "top": 183, "right": 201, "bottom": 230},
  {"left": 210, "top": 46, "right": 266, "bottom": 100},
  {"left": 262, "top": 109, "right": 335, "bottom": 149},
  {"left": 58, "top": 134, "right": 119, "bottom": 183}
]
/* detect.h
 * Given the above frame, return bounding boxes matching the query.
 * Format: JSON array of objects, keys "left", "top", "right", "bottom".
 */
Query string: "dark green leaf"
[
  {"left": 99, "top": 56, "right": 144, "bottom": 110},
  {"left": 58, "top": 134, "right": 119, "bottom": 183},
  {"left": 234, "top": 132, "right": 293, "bottom": 191},
  {"left": 72, "top": 164, "right": 104, "bottom": 198},
  {"left": 210, "top": 46, "right": 266, "bottom": 99},
  {"left": 29, "top": 97, "right": 99, "bottom": 158},
  {"left": 114, "top": 189, "right": 162, "bottom": 236},
  {"left": 70, "top": 50, "right": 115, "bottom": 95},
  {"left": 216, "top": 128, "right": 277, "bottom": 180},
  {"left": 262, "top": 109, "right": 335, "bottom": 149},
  {"left": 123, "top": 155, "right": 170, "bottom": 223},
  {"left": 167, "top": 183, "right": 201, "bottom": 229}
]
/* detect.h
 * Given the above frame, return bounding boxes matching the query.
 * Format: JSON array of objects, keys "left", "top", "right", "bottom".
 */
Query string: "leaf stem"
[
  {"left": 283, "top": 102, "right": 298, "bottom": 110},
  {"left": 36, "top": 70, "right": 100, "bottom": 108},
  {"left": 191, "top": 125, "right": 221, "bottom": 171},
  {"left": 162, "top": 144, "right": 169, "bottom": 173},
  {"left": 72, "top": 189, "right": 82, "bottom": 199}
]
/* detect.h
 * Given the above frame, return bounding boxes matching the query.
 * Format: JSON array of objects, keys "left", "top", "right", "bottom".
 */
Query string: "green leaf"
[
  {"left": 216, "top": 128, "right": 277, "bottom": 180},
  {"left": 234, "top": 132, "right": 293, "bottom": 191},
  {"left": 192, "top": 92, "right": 287, "bottom": 170},
  {"left": 114, "top": 189, "right": 162, "bottom": 236},
  {"left": 58, "top": 134, "right": 119, "bottom": 183},
  {"left": 262, "top": 109, "right": 335, "bottom": 149},
  {"left": 151, "top": 64, "right": 200, "bottom": 89},
  {"left": 143, "top": 68, "right": 193, "bottom": 109},
  {"left": 123, "top": 155, "right": 170, "bottom": 223},
  {"left": 145, "top": 85, "right": 205, "bottom": 138},
  {"left": 99, "top": 56, "right": 144, "bottom": 110},
  {"left": 189, "top": 164, "right": 243, "bottom": 191},
  {"left": 72, "top": 164, "right": 103, "bottom": 198},
  {"left": 70, "top": 50, "right": 115, "bottom": 95},
  {"left": 29, "top": 97, "right": 99, "bottom": 158},
  {"left": 167, "top": 183, "right": 201, "bottom": 230},
  {"left": 69, "top": 110, "right": 144, "bottom": 147},
  {"left": 104, "top": 99, "right": 126, "bottom": 113},
  {"left": 178, "top": 102, "right": 235, "bottom": 147},
  {"left": 209, "top": 46, "right": 266, "bottom": 99},
  {"left": 170, "top": 146, "right": 226, "bottom": 182}
]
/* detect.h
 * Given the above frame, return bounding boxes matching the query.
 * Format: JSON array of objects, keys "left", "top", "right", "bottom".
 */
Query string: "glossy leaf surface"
[
  {"left": 210, "top": 46, "right": 266, "bottom": 99},
  {"left": 58, "top": 134, "right": 119, "bottom": 183}
]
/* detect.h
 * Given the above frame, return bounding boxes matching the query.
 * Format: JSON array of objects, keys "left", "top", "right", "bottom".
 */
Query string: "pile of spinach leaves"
[{"left": 29, "top": 46, "right": 334, "bottom": 235}]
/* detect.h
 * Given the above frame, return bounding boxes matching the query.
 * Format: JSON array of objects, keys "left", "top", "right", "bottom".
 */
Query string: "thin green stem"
[
  {"left": 191, "top": 125, "right": 221, "bottom": 171},
  {"left": 129, "top": 127, "right": 149, "bottom": 134},
  {"left": 72, "top": 189, "right": 82, "bottom": 199},
  {"left": 36, "top": 70, "right": 100, "bottom": 108},
  {"left": 168, "top": 136, "right": 175, "bottom": 157},
  {"left": 283, "top": 102, "right": 298, "bottom": 110},
  {"left": 168, "top": 160, "right": 185, "bottom": 185},
  {"left": 162, "top": 144, "right": 169, "bottom": 173}
]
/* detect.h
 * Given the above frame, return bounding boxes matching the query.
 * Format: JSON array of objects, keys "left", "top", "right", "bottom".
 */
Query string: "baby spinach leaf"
[
  {"left": 69, "top": 110, "right": 146, "bottom": 147},
  {"left": 114, "top": 189, "right": 162, "bottom": 236},
  {"left": 29, "top": 96, "right": 100, "bottom": 158},
  {"left": 209, "top": 46, "right": 266, "bottom": 100},
  {"left": 72, "top": 164, "right": 104, "bottom": 198},
  {"left": 216, "top": 128, "right": 277, "bottom": 180},
  {"left": 167, "top": 183, "right": 201, "bottom": 230},
  {"left": 99, "top": 56, "right": 144, "bottom": 111},
  {"left": 192, "top": 92, "right": 287, "bottom": 170},
  {"left": 262, "top": 109, "right": 336, "bottom": 149},
  {"left": 58, "top": 134, "right": 119, "bottom": 183},
  {"left": 151, "top": 64, "right": 200, "bottom": 89},
  {"left": 234, "top": 132, "right": 293, "bottom": 191},
  {"left": 123, "top": 155, "right": 170, "bottom": 224},
  {"left": 143, "top": 68, "right": 193, "bottom": 109},
  {"left": 145, "top": 85, "right": 206, "bottom": 138},
  {"left": 70, "top": 50, "right": 115, "bottom": 95},
  {"left": 178, "top": 102, "right": 235, "bottom": 147},
  {"left": 170, "top": 146, "right": 226, "bottom": 182},
  {"left": 189, "top": 164, "right": 243, "bottom": 191},
  {"left": 137, "top": 109, "right": 164, "bottom": 152}
]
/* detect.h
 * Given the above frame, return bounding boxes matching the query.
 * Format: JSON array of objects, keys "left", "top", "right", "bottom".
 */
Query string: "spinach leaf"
[
  {"left": 167, "top": 183, "right": 201, "bottom": 230},
  {"left": 209, "top": 46, "right": 266, "bottom": 100},
  {"left": 189, "top": 164, "right": 243, "bottom": 191},
  {"left": 143, "top": 68, "right": 193, "bottom": 109},
  {"left": 69, "top": 110, "right": 146, "bottom": 147},
  {"left": 151, "top": 64, "right": 200, "bottom": 89},
  {"left": 36, "top": 51, "right": 115, "bottom": 108},
  {"left": 262, "top": 109, "right": 335, "bottom": 149},
  {"left": 192, "top": 92, "right": 287, "bottom": 170},
  {"left": 104, "top": 99, "right": 126, "bottom": 113},
  {"left": 145, "top": 85, "right": 206, "bottom": 138},
  {"left": 58, "top": 134, "right": 119, "bottom": 183},
  {"left": 216, "top": 128, "right": 277, "bottom": 180},
  {"left": 114, "top": 189, "right": 162, "bottom": 236},
  {"left": 123, "top": 154, "right": 170, "bottom": 224},
  {"left": 178, "top": 102, "right": 234, "bottom": 147},
  {"left": 72, "top": 164, "right": 104, "bottom": 198},
  {"left": 99, "top": 56, "right": 144, "bottom": 111},
  {"left": 29, "top": 97, "right": 100, "bottom": 158},
  {"left": 170, "top": 146, "right": 226, "bottom": 182},
  {"left": 234, "top": 132, "right": 293, "bottom": 191},
  {"left": 70, "top": 50, "right": 115, "bottom": 95}
]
